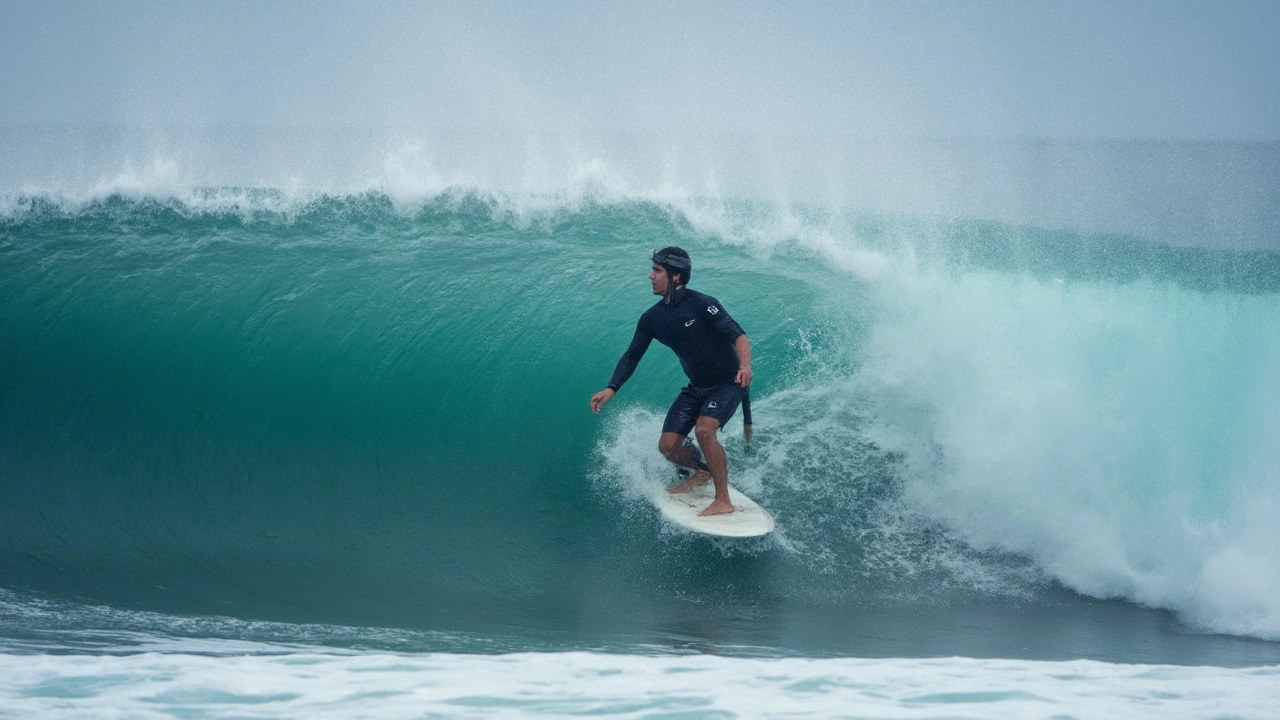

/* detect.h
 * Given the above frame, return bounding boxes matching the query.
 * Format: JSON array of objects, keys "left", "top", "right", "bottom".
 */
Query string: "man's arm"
[
  {"left": 734, "top": 334, "right": 752, "bottom": 387},
  {"left": 703, "top": 297, "right": 750, "bottom": 386},
  {"left": 591, "top": 317, "right": 653, "bottom": 413}
]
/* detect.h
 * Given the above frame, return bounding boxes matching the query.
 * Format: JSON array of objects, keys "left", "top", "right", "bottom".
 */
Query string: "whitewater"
[{"left": 2, "top": 129, "right": 1279, "bottom": 717}]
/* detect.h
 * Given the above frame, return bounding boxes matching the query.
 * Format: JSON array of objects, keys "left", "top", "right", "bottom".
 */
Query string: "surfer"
[{"left": 590, "top": 247, "right": 752, "bottom": 516}]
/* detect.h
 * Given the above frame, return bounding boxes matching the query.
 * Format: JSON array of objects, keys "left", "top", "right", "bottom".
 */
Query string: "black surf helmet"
[
  {"left": 652, "top": 247, "right": 691, "bottom": 305},
  {"left": 652, "top": 246, "right": 690, "bottom": 285}
]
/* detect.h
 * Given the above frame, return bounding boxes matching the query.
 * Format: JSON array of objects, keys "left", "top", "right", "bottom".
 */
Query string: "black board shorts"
[{"left": 662, "top": 380, "right": 748, "bottom": 436}]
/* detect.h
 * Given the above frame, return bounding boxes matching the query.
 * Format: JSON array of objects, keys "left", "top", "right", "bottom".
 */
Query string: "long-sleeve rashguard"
[{"left": 607, "top": 288, "right": 745, "bottom": 391}]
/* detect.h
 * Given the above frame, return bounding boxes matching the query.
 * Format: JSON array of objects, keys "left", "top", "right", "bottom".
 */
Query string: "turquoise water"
[{"left": 3, "top": 182, "right": 1279, "bottom": 668}]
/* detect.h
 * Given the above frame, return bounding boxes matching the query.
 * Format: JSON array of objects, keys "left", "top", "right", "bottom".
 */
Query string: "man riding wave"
[{"left": 590, "top": 247, "right": 752, "bottom": 516}]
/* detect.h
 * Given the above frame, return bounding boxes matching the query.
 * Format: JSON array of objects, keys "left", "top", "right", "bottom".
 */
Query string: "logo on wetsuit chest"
[
  {"left": 684, "top": 319, "right": 696, "bottom": 327},
  {"left": 708, "top": 305, "right": 720, "bottom": 315}
]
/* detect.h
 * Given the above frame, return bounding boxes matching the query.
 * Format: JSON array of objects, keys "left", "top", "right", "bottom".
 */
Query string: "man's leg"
[
  {"left": 694, "top": 415, "right": 733, "bottom": 516},
  {"left": 661, "top": 432, "right": 712, "bottom": 493},
  {"left": 660, "top": 387, "right": 710, "bottom": 493}
]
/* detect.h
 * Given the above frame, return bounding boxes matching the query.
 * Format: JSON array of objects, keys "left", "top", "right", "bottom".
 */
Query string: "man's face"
[{"left": 649, "top": 263, "right": 668, "bottom": 295}]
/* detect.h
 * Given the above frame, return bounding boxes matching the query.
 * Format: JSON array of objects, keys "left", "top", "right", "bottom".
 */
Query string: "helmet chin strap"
[
  {"left": 665, "top": 269, "right": 682, "bottom": 306},
  {"left": 652, "top": 249, "right": 690, "bottom": 308}
]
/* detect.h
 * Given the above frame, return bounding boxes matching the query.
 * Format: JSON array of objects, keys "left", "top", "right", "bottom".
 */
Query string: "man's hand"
[
  {"left": 590, "top": 388, "right": 616, "bottom": 413},
  {"left": 735, "top": 367, "right": 753, "bottom": 387}
]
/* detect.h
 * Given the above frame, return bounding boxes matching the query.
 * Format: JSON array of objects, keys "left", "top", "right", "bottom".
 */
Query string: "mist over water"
[{"left": 4, "top": 127, "right": 1278, "bottom": 251}]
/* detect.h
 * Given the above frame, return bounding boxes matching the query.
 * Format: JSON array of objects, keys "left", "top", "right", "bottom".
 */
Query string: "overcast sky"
[{"left": 2, "top": 0, "right": 1278, "bottom": 139}]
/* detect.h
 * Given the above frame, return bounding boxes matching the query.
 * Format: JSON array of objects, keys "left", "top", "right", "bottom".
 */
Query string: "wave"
[{"left": 2, "top": 187, "right": 1279, "bottom": 648}]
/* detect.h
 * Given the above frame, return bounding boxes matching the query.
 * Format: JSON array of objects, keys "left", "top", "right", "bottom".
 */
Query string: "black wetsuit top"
[{"left": 608, "top": 288, "right": 745, "bottom": 391}]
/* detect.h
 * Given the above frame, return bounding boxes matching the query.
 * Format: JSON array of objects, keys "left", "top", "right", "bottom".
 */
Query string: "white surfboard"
[{"left": 654, "top": 482, "right": 774, "bottom": 538}]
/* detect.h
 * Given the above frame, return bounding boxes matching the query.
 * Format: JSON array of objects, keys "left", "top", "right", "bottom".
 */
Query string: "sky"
[{"left": 2, "top": 0, "right": 1278, "bottom": 140}]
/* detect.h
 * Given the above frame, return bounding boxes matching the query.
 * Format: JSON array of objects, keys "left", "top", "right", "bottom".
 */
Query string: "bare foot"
[
  {"left": 668, "top": 469, "right": 712, "bottom": 494},
  {"left": 698, "top": 497, "right": 735, "bottom": 516}
]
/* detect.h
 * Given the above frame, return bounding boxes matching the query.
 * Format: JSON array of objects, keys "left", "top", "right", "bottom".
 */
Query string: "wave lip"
[{"left": 3, "top": 128, "right": 1278, "bottom": 250}]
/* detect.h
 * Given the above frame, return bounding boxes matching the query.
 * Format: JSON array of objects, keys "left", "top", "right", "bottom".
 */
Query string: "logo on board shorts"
[
  {"left": 685, "top": 319, "right": 696, "bottom": 327},
  {"left": 708, "top": 401, "right": 718, "bottom": 408},
  {"left": 708, "top": 305, "right": 720, "bottom": 315}
]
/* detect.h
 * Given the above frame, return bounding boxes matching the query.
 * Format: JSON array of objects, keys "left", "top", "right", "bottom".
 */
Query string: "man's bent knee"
[{"left": 658, "top": 433, "right": 683, "bottom": 457}]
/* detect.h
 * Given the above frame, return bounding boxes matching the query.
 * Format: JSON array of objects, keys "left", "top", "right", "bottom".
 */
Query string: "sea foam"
[
  {"left": 857, "top": 264, "right": 1280, "bottom": 640},
  {"left": 1, "top": 649, "right": 1277, "bottom": 719}
]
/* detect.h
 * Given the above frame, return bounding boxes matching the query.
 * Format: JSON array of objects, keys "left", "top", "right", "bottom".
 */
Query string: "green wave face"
[
  {"left": 2, "top": 192, "right": 1279, "bottom": 652},
  {"left": 0, "top": 195, "right": 816, "bottom": 629}
]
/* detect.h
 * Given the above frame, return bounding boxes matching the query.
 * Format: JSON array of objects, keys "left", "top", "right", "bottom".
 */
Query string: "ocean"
[{"left": 1, "top": 128, "right": 1279, "bottom": 718}]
